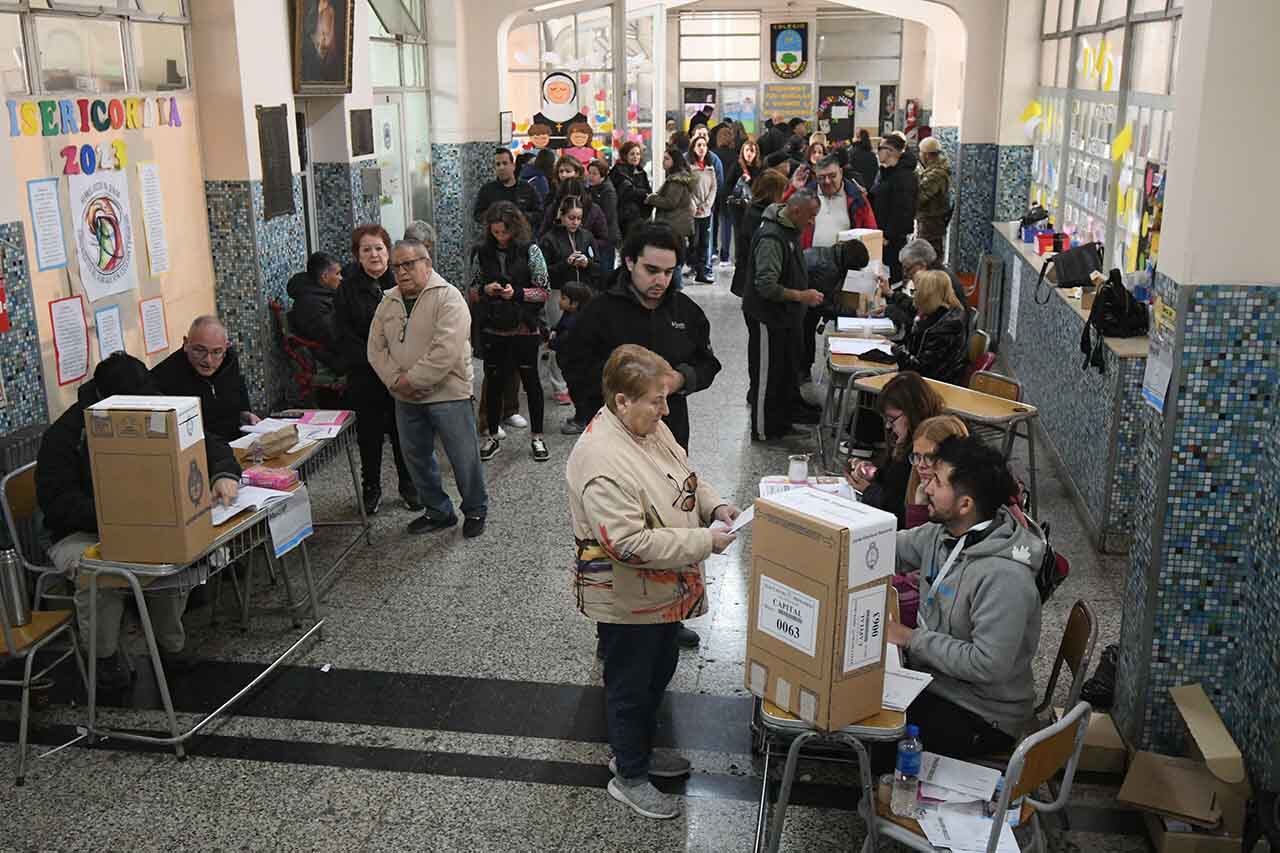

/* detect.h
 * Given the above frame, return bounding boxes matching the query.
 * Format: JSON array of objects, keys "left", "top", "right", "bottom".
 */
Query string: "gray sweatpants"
[{"left": 49, "top": 532, "right": 188, "bottom": 659}]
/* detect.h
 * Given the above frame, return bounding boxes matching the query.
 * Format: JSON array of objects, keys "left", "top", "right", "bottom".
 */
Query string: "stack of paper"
[
  {"left": 836, "top": 317, "right": 896, "bottom": 335},
  {"left": 917, "top": 802, "right": 1019, "bottom": 853},
  {"left": 212, "top": 485, "right": 295, "bottom": 526},
  {"left": 910, "top": 754, "right": 1019, "bottom": 853},
  {"left": 239, "top": 417, "right": 300, "bottom": 435},
  {"left": 881, "top": 642, "right": 934, "bottom": 712},
  {"left": 829, "top": 337, "right": 894, "bottom": 357}
]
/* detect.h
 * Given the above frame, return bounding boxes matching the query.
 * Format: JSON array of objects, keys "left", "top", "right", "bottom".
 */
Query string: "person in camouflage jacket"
[{"left": 916, "top": 137, "right": 953, "bottom": 262}]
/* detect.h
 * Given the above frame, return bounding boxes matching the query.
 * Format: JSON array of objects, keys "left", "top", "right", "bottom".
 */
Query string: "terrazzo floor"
[{"left": 2, "top": 267, "right": 1151, "bottom": 852}]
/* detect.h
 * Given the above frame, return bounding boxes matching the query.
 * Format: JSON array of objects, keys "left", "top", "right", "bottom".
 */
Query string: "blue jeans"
[
  {"left": 599, "top": 621, "right": 681, "bottom": 779},
  {"left": 691, "top": 216, "right": 713, "bottom": 279},
  {"left": 716, "top": 209, "right": 734, "bottom": 262},
  {"left": 395, "top": 398, "right": 488, "bottom": 520}
]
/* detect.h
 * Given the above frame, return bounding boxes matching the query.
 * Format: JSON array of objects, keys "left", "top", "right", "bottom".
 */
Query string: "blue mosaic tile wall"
[
  {"left": 0, "top": 221, "right": 49, "bottom": 435},
  {"left": 314, "top": 161, "right": 379, "bottom": 264},
  {"left": 994, "top": 145, "right": 1033, "bottom": 222},
  {"left": 1113, "top": 270, "right": 1280, "bottom": 789},
  {"left": 933, "top": 126, "right": 959, "bottom": 175},
  {"left": 205, "top": 177, "right": 306, "bottom": 411},
  {"left": 431, "top": 141, "right": 493, "bottom": 287},
  {"left": 955, "top": 143, "right": 997, "bottom": 275},
  {"left": 934, "top": 127, "right": 960, "bottom": 265},
  {"left": 990, "top": 228, "right": 1145, "bottom": 551}
]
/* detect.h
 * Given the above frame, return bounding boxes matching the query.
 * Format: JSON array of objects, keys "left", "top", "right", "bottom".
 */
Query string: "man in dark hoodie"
[
  {"left": 151, "top": 315, "right": 258, "bottom": 442},
  {"left": 741, "top": 191, "right": 824, "bottom": 442},
  {"left": 561, "top": 222, "right": 720, "bottom": 454},
  {"left": 869, "top": 134, "right": 919, "bottom": 284},
  {"left": 286, "top": 251, "right": 343, "bottom": 365},
  {"left": 37, "top": 353, "right": 243, "bottom": 689}
]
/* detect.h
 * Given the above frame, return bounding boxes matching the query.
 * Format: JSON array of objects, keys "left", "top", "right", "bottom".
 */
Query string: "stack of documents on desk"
[
  {"left": 912, "top": 754, "right": 1019, "bottom": 852},
  {"left": 239, "top": 417, "right": 341, "bottom": 443},
  {"left": 829, "top": 336, "right": 895, "bottom": 357},
  {"left": 212, "top": 485, "right": 295, "bottom": 526},
  {"left": 836, "top": 317, "right": 896, "bottom": 336}
]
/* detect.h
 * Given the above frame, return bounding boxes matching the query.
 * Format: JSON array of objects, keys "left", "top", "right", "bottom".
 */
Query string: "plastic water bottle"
[{"left": 890, "top": 725, "right": 924, "bottom": 818}]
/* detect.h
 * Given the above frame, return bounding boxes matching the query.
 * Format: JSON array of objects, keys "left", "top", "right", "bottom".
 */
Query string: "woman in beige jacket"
[{"left": 566, "top": 344, "right": 739, "bottom": 820}]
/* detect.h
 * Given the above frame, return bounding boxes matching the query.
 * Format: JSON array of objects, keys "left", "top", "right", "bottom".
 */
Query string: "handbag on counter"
[
  {"left": 1034, "top": 241, "right": 1104, "bottom": 305},
  {"left": 1079, "top": 268, "right": 1150, "bottom": 373}
]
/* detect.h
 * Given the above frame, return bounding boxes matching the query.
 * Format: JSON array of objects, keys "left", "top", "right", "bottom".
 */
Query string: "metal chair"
[
  {"left": 964, "top": 330, "right": 992, "bottom": 386},
  {"left": 969, "top": 370, "right": 1039, "bottom": 517},
  {"left": 1, "top": 463, "right": 67, "bottom": 610},
  {"left": 268, "top": 300, "right": 346, "bottom": 406},
  {"left": 858, "top": 701, "right": 1094, "bottom": 853},
  {"left": 1038, "top": 600, "right": 1098, "bottom": 718}
]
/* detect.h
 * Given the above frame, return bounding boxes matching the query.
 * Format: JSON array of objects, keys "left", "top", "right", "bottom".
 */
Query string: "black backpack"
[
  {"left": 1080, "top": 268, "right": 1149, "bottom": 373},
  {"left": 1034, "top": 241, "right": 1104, "bottom": 305}
]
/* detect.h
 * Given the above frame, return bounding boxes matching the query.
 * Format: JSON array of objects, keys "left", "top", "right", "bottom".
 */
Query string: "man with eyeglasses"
[
  {"left": 152, "top": 315, "right": 258, "bottom": 443},
  {"left": 869, "top": 134, "right": 919, "bottom": 285},
  {"left": 368, "top": 239, "right": 488, "bottom": 539}
]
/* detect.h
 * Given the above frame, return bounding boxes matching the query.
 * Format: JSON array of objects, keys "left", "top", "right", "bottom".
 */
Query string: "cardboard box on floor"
[
  {"left": 746, "top": 488, "right": 895, "bottom": 731},
  {"left": 85, "top": 395, "right": 214, "bottom": 564},
  {"left": 1053, "top": 707, "right": 1127, "bottom": 774},
  {"left": 1117, "top": 684, "right": 1251, "bottom": 853}
]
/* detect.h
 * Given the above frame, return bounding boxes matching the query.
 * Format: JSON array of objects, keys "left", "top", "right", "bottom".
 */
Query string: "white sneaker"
[
  {"left": 607, "top": 777, "right": 680, "bottom": 820},
  {"left": 504, "top": 414, "right": 528, "bottom": 429},
  {"left": 478, "top": 426, "right": 507, "bottom": 440}
]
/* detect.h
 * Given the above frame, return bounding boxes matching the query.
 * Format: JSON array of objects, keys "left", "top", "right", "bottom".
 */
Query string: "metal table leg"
[
  {"left": 766, "top": 730, "right": 821, "bottom": 853},
  {"left": 346, "top": 432, "right": 371, "bottom": 547},
  {"left": 834, "top": 733, "right": 879, "bottom": 853},
  {"left": 1026, "top": 419, "right": 1039, "bottom": 519},
  {"left": 818, "top": 363, "right": 840, "bottom": 472},
  {"left": 297, "top": 541, "right": 323, "bottom": 627},
  {"left": 753, "top": 735, "right": 774, "bottom": 853}
]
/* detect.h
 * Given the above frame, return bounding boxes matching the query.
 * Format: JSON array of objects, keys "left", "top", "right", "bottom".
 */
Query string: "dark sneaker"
[
  {"left": 675, "top": 623, "right": 701, "bottom": 648},
  {"left": 159, "top": 650, "right": 200, "bottom": 675},
  {"left": 561, "top": 419, "right": 585, "bottom": 436},
  {"left": 609, "top": 754, "right": 692, "bottom": 779},
  {"left": 400, "top": 483, "right": 423, "bottom": 512},
  {"left": 408, "top": 513, "right": 458, "bottom": 534},
  {"left": 531, "top": 437, "right": 550, "bottom": 462},
  {"left": 479, "top": 438, "right": 501, "bottom": 461},
  {"left": 462, "top": 516, "right": 486, "bottom": 539},
  {"left": 362, "top": 488, "right": 382, "bottom": 516},
  {"left": 94, "top": 655, "right": 131, "bottom": 691},
  {"left": 607, "top": 777, "right": 680, "bottom": 820}
]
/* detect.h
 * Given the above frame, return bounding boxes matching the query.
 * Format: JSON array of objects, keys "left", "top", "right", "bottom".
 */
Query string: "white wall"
[
  {"left": 190, "top": 0, "right": 251, "bottom": 181},
  {"left": 1159, "top": 0, "right": 1278, "bottom": 285},
  {"left": 232, "top": 0, "right": 300, "bottom": 179},
  {"left": 899, "top": 20, "right": 930, "bottom": 110},
  {"left": 995, "top": 0, "right": 1041, "bottom": 145},
  {"left": 307, "top": 0, "right": 375, "bottom": 163}
]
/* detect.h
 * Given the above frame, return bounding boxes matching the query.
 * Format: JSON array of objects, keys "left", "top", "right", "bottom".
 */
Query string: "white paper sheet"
[
  {"left": 728, "top": 505, "right": 755, "bottom": 533},
  {"left": 211, "top": 485, "right": 294, "bottom": 526},
  {"left": 1007, "top": 260, "right": 1022, "bottom": 340},
  {"left": 93, "top": 303, "right": 124, "bottom": 358},
  {"left": 842, "top": 268, "right": 880, "bottom": 295},
  {"left": 918, "top": 804, "right": 1019, "bottom": 853},
  {"left": 136, "top": 161, "right": 171, "bottom": 276},
  {"left": 919, "top": 781, "right": 981, "bottom": 803},
  {"left": 26, "top": 178, "right": 67, "bottom": 271},
  {"left": 268, "top": 485, "right": 313, "bottom": 557},
  {"left": 829, "top": 337, "right": 893, "bottom": 357},
  {"left": 836, "top": 317, "right": 896, "bottom": 334},
  {"left": 68, "top": 170, "right": 139, "bottom": 302},
  {"left": 229, "top": 433, "right": 260, "bottom": 449},
  {"left": 139, "top": 296, "right": 168, "bottom": 354},
  {"left": 882, "top": 668, "right": 934, "bottom": 712},
  {"left": 919, "top": 753, "right": 1003, "bottom": 802},
  {"left": 297, "top": 424, "right": 342, "bottom": 441},
  {"left": 50, "top": 296, "right": 89, "bottom": 385},
  {"left": 240, "top": 417, "right": 302, "bottom": 434}
]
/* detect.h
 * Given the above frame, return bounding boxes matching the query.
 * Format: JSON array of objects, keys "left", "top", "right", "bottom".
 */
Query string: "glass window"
[
  {"left": 1169, "top": 19, "right": 1180, "bottom": 93},
  {"left": 368, "top": 0, "right": 421, "bottom": 37},
  {"left": 507, "top": 23, "right": 538, "bottom": 69},
  {"left": 1056, "top": 38, "right": 1070, "bottom": 87},
  {"left": 508, "top": 72, "right": 542, "bottom": 132},
  {"left": 131, "top": 22, "right": 187, "bottom": 91},
  {"left": 0, "top": 14, "right": 27, "bottom": 95},
  {"left": 541, "top": 15, "right": 575, "bottom": 66},
  {"left": 369, "top": 2, "right": 393, "bottom": 38},
  {"left": 137, "top": 0, "right": 186, "bottom": 14},
  {"left": 1040, "top": 38, "right": 1057, "bottom": 87},
  {"left": 402, "top": 91, "right": 432, "bottom": 223},
  {"left": 1133, "top": 0, "right": 1166, "bottom": 12},
  {"left": 370, "top": 40, "right": 401, "bottom": 87},
  {"left": 403, "top": 44, "right": 426, "bottom": 88},
  {"left": 1043, "top": 0, "right": 1061, "bottom": 34},
  {"left": 679, "top": 59, "right": 760, "bottom": 82},
  {"left": 1057, "top": 0, "right": 1073, "bottom": 32},
  {"left": 1099, "top": 0, "right": 1127, "bottom": 22},
  {"left": 1130, "top": 20, "right": 1174, "bottom": 94},
  {"left": 680, "top": 35, "right": 759, "bottom": 61},
  {"left": 576, "top": 6, "right": 611, "bottom": 68},
  {"left": 679, "top": 16, "right": 760, "bottom": 36},
  {"left": 1077, "top": 0, "right": 1100, "bottom": 28},
  {"left": 35, "top": 16, "right": 127, "bottom": 93}
]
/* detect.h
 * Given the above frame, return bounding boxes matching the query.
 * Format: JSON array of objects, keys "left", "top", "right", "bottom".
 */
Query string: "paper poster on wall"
[
  {"left": 136, "top": 162, "right": 170, "bottom": 276},
  {"left": 139, "top": 296, "right": 169, "bottom": 355},
  {"left": 68, "top": 170, "right": 138, "bottom": 302},
  {"left": 1141, "top": 295, "right": 1176, "bottom": 413},
  {"left": 762, "top": 84, "right": 812, "bottom": 119},
  {"left": 25, "top": 178, "right": 68, "bottom": 272},
  {"left": 49, "top": 295, "right": 89, "bottom": 386},
  {"left": 94, "top": 303, "right": 124, "bottom": 357},
  {"left": 854, "top": 85, "right": 880, "bottom": 133},
  {"left": 1007, "top": 260, "right": 1022, "bottom": 340}
]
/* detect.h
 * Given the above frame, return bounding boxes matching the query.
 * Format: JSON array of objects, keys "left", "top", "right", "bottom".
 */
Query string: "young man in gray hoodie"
[{"left": 886, "top": 435, "right": 1043, "bottom": 760}]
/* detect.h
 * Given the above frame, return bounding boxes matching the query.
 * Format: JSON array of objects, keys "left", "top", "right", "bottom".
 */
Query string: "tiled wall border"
[{"left": 0, "top": 221, "right": 49, "bottom": 435}]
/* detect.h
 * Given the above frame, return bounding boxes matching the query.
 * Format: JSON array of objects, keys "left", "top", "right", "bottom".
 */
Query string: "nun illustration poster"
[{"left": 531, "top": 71, "right": 587, "bottom": 149}]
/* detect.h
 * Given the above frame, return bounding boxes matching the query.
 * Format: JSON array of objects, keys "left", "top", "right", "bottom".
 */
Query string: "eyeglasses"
[
  {"left": 189, "top": 345, "right": 227, "bottom": 360},
  {"left": 884, "top": 411, "right": 905, "bottom": 429},
  {"left": 817, "top": 171, "right": 842, "bottom": 182},
  {"left": 909, "top": 452, "right": 938, "bottom": 467},
  {"left": 391, "top": 257, "right": 428, "bottom": 273},
  {"left": 667, "top": 472, "right": 698, "bottom": 512}
]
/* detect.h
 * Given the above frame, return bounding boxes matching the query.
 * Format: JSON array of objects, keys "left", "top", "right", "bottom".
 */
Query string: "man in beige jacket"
[{"left": 368, "top": 239, "right": 489, "bottom": 538}]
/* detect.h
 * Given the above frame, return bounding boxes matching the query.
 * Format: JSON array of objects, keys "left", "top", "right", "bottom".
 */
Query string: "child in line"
[
  {"left": 550, "top": 283, "right": 594, "bottom": 433},
  {"left": 538, "top": 197, "right": 598, "bottom": 406}
]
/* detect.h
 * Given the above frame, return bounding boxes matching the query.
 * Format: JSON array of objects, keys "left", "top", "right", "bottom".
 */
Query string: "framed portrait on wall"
[{"left": 292, "top": 0, "right": 355, "bottom": 95}]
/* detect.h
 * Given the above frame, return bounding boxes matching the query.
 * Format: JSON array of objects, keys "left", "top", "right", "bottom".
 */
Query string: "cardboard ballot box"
[
  {"left": 85, "top": 395, "right": 214, "bottom": 564},
  {"left": 746, "top": 488, "right": 896, "bottom": 731},
  {"left": 1118, "top": 684, "right": 1252, "bottom": 853}
]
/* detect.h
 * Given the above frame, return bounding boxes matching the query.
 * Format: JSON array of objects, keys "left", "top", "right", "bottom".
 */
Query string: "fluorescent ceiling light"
[{"left": 532, "top": 0, "right": 581, "bottom": 11}]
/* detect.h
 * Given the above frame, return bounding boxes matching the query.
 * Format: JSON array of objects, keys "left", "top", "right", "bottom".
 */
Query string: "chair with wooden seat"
[
  {"left": 1037, "top": 600, "right": 1098, "bottom": 719},
  {"left": 859, "top": 701, "right": 1093, "bottom": 853},
  {"left": 2, "top": 465, "right": 86, "bottom": 785},
  {"left": 969, "top": 370, "right": 1039, "bottom": 516},
  {"left": 269, "top": 300, "right": 346, "bottom": 407},
  {"left": 1, "top": 462, "right": 67, "bottom": 610},
  {"left": 964, "top": 330, "right": 991, "bottom": 385}
]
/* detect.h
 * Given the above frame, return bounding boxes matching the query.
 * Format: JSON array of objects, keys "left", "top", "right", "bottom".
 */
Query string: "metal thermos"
[{"left": 0, "top": 548, "right": 30, "bottom": 627}]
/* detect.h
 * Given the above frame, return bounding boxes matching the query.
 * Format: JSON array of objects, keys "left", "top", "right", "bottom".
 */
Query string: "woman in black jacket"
[
  {"left": 869, "top": 134, "right": 919, "bottom": 283},
  {"left": 892, "top": 270, "right": 970, "bottom": 385},
  {"left": 722, "top": 139, "right": 761, "bottom": 266},
  {"left": 332, "top": 224, "right": 417, "bottom": 515},
  {"left": 586, "top": 158, "right": 620, "bottom": 272},
  {"left": 730, "top": 167, "right": 788, "bottom": 298},
  {"left": 846, "top": 129, "right": 880, "bottom": 192},
  {"left": 610, "top": 141, "right": 652, "bottom": 239}
]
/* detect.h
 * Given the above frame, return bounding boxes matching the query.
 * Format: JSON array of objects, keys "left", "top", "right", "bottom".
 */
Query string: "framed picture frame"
[
  {"left": 292, "top": 0, "right": 355, "bottom": 95},
  {"left": 499, "top": 111, "right": 513, "bottom": 145}
]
